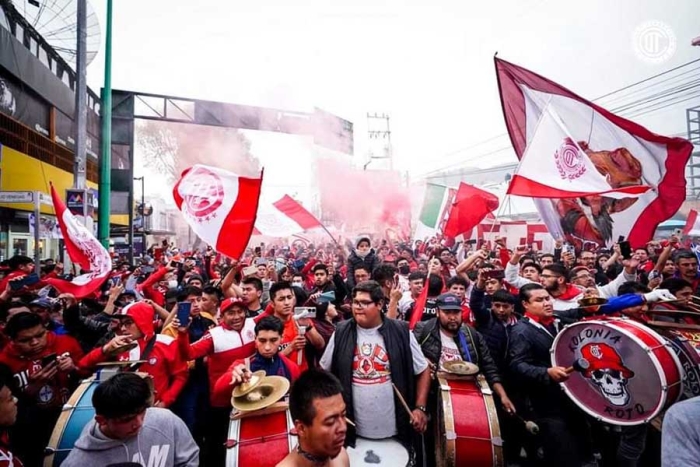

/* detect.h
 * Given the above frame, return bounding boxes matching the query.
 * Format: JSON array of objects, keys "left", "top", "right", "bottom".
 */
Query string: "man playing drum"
[
  {"left": 413, "top": 292, "right": 516, "bottom": 411},
  {"left": 277, "top": 369, "right": 349, "bottom": 467},
  {"left": 320, "top": 280, "right": 430, "bottom": 465}
]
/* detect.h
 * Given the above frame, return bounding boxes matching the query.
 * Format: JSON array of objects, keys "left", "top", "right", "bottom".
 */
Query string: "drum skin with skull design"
[{"left": 551, "top": 318, "right": 682, "bottom": 425}]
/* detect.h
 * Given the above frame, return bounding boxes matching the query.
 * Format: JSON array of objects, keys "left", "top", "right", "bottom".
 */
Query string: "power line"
[{"left": 421, "top": 58, "right": 700, "bottom": 177}]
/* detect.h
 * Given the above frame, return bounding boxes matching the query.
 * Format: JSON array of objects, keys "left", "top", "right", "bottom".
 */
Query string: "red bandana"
[{"left": 525, "top": 312, "right": 555, "bottom": 327}]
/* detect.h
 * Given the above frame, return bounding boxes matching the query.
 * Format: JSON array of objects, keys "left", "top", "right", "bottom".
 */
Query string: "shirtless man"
[{"left": 277, "top": 369, "right": 349, "bottom": 467}]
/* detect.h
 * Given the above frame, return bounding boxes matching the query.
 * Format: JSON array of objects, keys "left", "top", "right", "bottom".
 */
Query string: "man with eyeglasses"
[
  {"left": 0, "top": 312, "right": 84, "bottom": 466},
  {"left": 320, "top": 281, "right": 431, "bottom": 464}
]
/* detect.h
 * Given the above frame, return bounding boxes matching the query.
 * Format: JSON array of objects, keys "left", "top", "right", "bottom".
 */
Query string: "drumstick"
[
  {"left": 344, "top": 417, "right": 356, "bottom": 427},
  {"left": 391, "top": 383, "right": 415, "bottom": 422},
  {"left": 565, "top": 358, "right": 590, "bottom": 375}
]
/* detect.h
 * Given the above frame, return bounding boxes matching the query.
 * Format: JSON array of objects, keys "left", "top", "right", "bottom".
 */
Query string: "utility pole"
[
  {"left": 73, "top": 0, "right": 87, "bottom": 193},
  {"left": 366, "top": 113, "right": 393, "bottom": 170},
  {"left": 98, "top": 0, "right": 113, "bottom": 247}
]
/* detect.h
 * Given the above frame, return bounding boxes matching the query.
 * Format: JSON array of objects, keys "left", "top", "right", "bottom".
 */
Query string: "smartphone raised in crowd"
[
  {"left": 176, "top": 302, "right": 192, "bottom": 327},
  {"left": 41, "top": 353, "right": 58, "bottom": 367},
  {"left": 294, "top": 307, "right": 316, "bottom": 319},
  {"left": 618, "top": 235, "right": 632, "bottom": 260}
]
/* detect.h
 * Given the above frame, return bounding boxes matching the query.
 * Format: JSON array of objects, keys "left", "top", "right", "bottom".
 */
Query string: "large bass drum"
[
  {"left": 435, "top": 374, "right": 503, "bottom": 467},
  {"left": 44, "top": 378, "right": 98, "bottom": 466},
  {"left": 551, "top": 318, "right": 682, "bottom": 426},
  {"left": 657, "top": 327, "right": 700, "bottom": 400},
  {"left": 226, "top": 405, "right": 297, "bottom": 466}
]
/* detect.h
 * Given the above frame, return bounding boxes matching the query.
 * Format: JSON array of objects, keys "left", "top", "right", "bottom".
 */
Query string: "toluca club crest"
[
  {"left": 554, "top": 137, "right": 587, "bottom": 181},
  {"left": 180, "top": 166, "right": 225, "bottom": 219}
]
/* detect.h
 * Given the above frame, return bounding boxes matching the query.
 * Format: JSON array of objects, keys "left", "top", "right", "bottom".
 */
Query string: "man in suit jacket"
[{"left": 508, "top": 283, "right": 594, "bottom": 467}]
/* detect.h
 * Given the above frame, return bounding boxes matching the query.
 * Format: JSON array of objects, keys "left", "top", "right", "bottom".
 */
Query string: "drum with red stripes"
[
  {"left": 226, "top": 406, "right": 297, "bottom": 466},
  {"left": 658, "top": 327, "right": 700, "bottom": 400},
  {"left": 551, "top": 318, "right": 682, "bottom": 425},
  {"left": 435, "top": 374, "right": 503, "bottom": 467}
]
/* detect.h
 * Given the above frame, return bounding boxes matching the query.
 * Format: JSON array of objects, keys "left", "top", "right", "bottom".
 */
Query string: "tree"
[{"left": 136, "top": 120, "right": 262, "bottom": 183}]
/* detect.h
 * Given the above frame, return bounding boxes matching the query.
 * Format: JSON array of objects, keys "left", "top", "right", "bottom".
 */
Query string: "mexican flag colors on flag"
[{"left": 414, "top": 183, "right": 456, "bottom": 241}]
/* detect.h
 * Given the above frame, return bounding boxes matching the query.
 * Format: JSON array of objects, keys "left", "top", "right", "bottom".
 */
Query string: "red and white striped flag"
[
  {"left": 45, "top": 185, "right": 112, "bottom": 298},
  {"left": 684, "top": 210, "right": 700, "bottom": 236},
  {"left": 173, "top": 164, "right": 263, "bottom": 259},
  {"left": 496, "top": 57, "right": 693, "bottom": 247},
  {"left": 253, "top": 195, "right": 324, "bottom": 237}
]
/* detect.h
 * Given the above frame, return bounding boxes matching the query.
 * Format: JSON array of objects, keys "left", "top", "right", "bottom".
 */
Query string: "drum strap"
[
  {"left": 460, "top": 326, "right": 479, "bottom": 364},
  {"left": 128, "top": 337, "right": 157, "bottom": 372}
]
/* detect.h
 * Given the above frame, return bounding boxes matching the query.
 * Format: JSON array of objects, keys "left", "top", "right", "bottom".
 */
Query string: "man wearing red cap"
[
  {"left": 80, "top": 301, "right": 189, "bottom": 409},
  {"left": 175, "top": 296, "right": 256, "bottom": 465}
]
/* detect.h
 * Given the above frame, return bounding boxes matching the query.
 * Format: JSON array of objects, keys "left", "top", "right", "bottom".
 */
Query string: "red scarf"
[{"left": 525, "top": 311, "right": 555, "bottom": 327}]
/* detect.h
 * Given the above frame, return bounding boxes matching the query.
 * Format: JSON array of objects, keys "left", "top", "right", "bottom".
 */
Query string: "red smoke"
[{"left": 316, "top": 157, "right": 411, "bottom": 238}]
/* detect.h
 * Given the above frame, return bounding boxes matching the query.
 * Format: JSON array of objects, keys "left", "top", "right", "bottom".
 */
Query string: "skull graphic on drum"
[{"left": 580, "top": 343, "right": 635, "bottom": 406}]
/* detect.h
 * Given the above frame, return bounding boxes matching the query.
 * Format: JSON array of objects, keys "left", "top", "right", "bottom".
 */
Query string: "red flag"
[
  {"left": 45, "top": 185, "right": 112, "bottom": 298},
  {"left": 408, "top": 274, "right": 430, "bottom": 330},
  {"left": 496, "top": 57, "right": 693, "bottom": 247},
  {"left": 684, "top": 209, "right": 700, "bottom": 236},
  {"left": 252, "top": 195, "right": 323, "bottom": 236},
  {"left": 443, "top": 183, "right": 499, "bottom": 238},
  {"left": 173, "top": 164, "right": 263, "bottom": 259}
]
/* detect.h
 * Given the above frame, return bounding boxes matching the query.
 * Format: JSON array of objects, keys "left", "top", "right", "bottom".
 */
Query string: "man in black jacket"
[
  {"left": 470, "top": 270, "right": 520, "bottom": 372},
  {"left": 508, "top": 283, "right": 594, "bottom": 467},
  {"left": 319, "top": 281, "right": 430, "bottom": 460},
  {"left": 414, "top": 293, "right": 515, "bottom": 413}
]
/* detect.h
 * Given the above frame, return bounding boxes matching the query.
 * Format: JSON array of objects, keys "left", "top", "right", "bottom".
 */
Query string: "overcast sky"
[{"left": 84, "top": 0, "right": 700, "bottom": 202}]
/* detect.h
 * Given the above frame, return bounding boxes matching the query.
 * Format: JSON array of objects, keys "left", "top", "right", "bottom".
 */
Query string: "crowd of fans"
[{"left": 0, "top": 232, "right": 696, "bottom": 466}]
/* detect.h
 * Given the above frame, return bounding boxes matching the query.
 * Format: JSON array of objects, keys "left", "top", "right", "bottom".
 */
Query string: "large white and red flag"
[
  {"left": 173, "top": 164, "right": 263, "bottom": 259},
  {"left": 45, "top": 185, "right": 112, "bottom": 298},
  {"left": 253, "top": 195, "right": 324, "bottom": 237},
  {"left": 496, "top": 57, "right": 693, "bottom": 247}
]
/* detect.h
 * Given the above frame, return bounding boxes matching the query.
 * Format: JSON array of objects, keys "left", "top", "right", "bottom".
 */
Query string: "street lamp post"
[{"left": 135, "top": 176, "right": 145, "bottom": 257}]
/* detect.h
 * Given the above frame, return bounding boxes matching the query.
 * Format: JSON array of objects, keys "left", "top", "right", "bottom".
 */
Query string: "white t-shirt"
[
  {"left": 320, "top": 325, "right": 429, "bottom": 439},
  {"left": 439, "top": 330, "right": 463, "bottom": 371},
  {"left": 398, "top": 291, "right": 415, "bottom": 320}
]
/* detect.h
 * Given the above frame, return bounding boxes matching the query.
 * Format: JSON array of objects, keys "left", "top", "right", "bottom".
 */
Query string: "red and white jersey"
[{"left": 179, "top": 319, "right": 256, "bottom": 407}]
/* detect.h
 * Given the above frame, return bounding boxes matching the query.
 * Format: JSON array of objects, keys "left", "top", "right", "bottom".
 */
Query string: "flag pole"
[{"left": 320, "top": 225, "right": 340, "bottom": 247}]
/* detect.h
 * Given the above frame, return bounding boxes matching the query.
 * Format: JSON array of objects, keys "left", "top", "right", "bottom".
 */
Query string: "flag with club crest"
[
  {"left": 253, "top": 195, "right": 324, "bottom": 237},
  {"left": 496, "top": 57, "right": 693, "bottom": 248},
  {"left": 173, "top": 164, "right": 263, "bottom": 259},
  {"left": 44, "top": 185, "right": 112, "bottom": 298}
]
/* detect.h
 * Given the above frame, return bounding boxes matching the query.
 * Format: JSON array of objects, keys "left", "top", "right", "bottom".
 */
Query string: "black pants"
[
  {"left": 206, "top": 406, "right": 233, "bottom": 466},
  {"left": 537, "top": 408, "right": 594, "bottom": 467}
]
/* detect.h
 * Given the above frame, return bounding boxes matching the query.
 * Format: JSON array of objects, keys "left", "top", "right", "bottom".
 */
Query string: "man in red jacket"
[
  {"left": 0, "top": 256, "right": 34, "bottom": 293},
  {"left": 175, "top": 297, "right": 256, "bottom": 465},
  {"left": 0, "top": 312, "right": 84, "bottom": 466},
  {"left": 136, "top": 265, "right": 177, "bottom": 307},
  {"left": 212, "top": 315, "right": 300, "bottom": 403},
  {"left": 80, "top": 301, "right": 188, "bottom": 409}
]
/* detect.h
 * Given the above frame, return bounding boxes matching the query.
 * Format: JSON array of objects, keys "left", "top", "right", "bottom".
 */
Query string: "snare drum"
[
  {"left": 551, "top": 318, "right": 682, "bottom": 426},
  {"left": 435, "top": 374, "right": 503, "bottom": 467},
  {"left": 347, "top": 437, "right": 410, "bottom": 466},
  {"left": 44, "top": 379, "right": 98, "bottom": 467},
  {"left": 659, "top": 328, "right": 700, "bottom": 400},
  {"left": 226, "top": 406, "right": 297, "bottom": 466}
]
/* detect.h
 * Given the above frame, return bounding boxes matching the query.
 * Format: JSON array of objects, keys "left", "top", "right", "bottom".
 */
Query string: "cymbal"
[
  {"left": 442, "top": 361, "right": 480, "bottom": 376},
  {"left": 95, "top": 360, "right": 147, "bottom": 367},
  {"left": 578, "top": 296, "right": 608, "bottom": 307},
  {"left": 232, "top": 370, "right": 266, "bottom": 398},
  {"left": 232, "top": 376, "right": 290, "bottom": 412}
]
